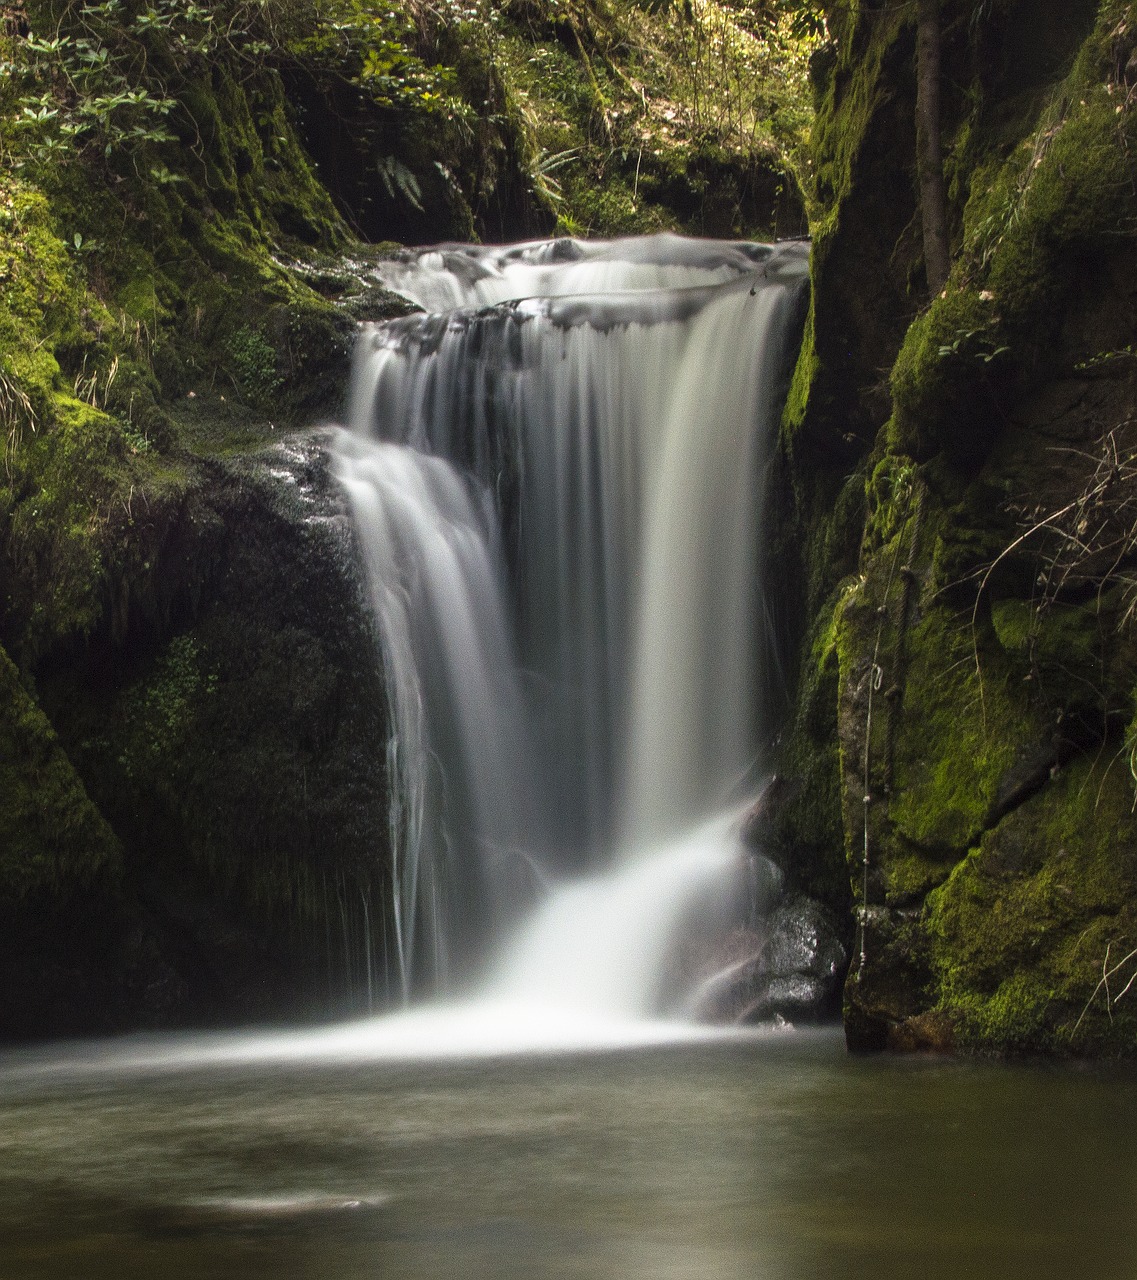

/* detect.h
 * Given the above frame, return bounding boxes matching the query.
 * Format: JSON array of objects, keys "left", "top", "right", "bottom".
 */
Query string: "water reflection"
[{"left": 0, "top": 1030, "right": 1134, "bottom": 1279}]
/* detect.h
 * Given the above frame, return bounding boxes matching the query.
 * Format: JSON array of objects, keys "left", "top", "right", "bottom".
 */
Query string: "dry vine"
[
  {"left": 970, "top": 421, "right": 1137, "bottom": 731},
  {"left": 1072, "top": 939, "right": 1137, "bottom": 1036},
  {"left": 0, "top": 365, "right": 36, "bottom": 475}
]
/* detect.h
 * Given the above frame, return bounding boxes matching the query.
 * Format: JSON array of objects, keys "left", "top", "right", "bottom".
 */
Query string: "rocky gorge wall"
[
  {"left": 2, "top": 435, "right": 394, "bottom": 1035},
  {"left": 777, "top": 0, "right": 1137, "bottom": 1056}
]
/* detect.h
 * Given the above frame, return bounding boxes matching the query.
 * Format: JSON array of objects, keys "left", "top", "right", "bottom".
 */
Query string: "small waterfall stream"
[{"left": 328, "top": 234, "right": 810, "bottom": 1042}]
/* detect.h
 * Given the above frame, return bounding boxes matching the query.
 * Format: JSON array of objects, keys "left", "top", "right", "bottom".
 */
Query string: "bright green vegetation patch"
[
  {"left": 0, "top": 642, "right": 120, "bottom": 901},
  {"left": 927, "top": 755, "right": 1137, "bottom": 1054},
  {"left": 490, "top": 0, "right": 818, "bottom": 236},
  {"left": 0, "top": 178, "right": 92, "bottom": 432},
  {"left": 888, "top": 611, "right": 1025, "bottom": 853}
]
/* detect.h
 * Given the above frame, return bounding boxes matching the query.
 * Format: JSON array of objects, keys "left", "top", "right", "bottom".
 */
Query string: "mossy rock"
[
  {"left": 887, "top": 610, "right": 1029, "bottom": 853},
  {"left": 780, "top": 0, "right": 1137, "bottom": 1058},
  {"left": 889, "top": 6, "right": 1137, "bottom": 468},
  {"left": 927, "top": 755, "right": 1137, "bottom": 1055},
  {"left": 36, "top": 433, "right": 394, "bottom": 1026},
  {"left": 0, "top": 642, "right": 120, "bottom": 903}
]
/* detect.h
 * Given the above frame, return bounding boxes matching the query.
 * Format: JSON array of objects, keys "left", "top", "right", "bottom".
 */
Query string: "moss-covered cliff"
[
  {"left": 0, "top": 0, "right": 401, "bottom": 1033},
  {"left": 779, "top": 0, "right": 1137, "bottom": 1056}
]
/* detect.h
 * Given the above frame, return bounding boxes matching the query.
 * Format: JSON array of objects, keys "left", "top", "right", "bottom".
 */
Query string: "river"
[{"left": 1, "top": 1027, "right": 1134, "bottom": 1279}]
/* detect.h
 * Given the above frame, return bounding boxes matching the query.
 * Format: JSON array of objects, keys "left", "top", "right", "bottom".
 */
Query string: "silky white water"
[{"left": 321, "top": 234, "right": 808, "bottom": 1051}]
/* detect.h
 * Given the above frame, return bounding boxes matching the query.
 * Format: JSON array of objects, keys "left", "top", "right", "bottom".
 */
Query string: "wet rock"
[
  {"left": 739, "top": 774, "right": 800, "bottom": 849},
  {"left": 763, "top": 897, "right": 848, "bottom": 984},
  {"left": 687, "top": 894, "right": 848, "bottom": 1026},
  {"left": 739, "top": 973, "right": 832, "bottom": 1024}
]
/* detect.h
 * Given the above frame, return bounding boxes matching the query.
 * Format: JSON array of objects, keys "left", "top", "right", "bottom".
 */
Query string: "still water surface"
[{"left": 1, "top": 1027, "right": 1134, "bottom": 1279}]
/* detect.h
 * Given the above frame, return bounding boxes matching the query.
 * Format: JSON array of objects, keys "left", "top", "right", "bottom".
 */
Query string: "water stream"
[{"left": 335, "top": 234, "right": 808, "bottom": 1018}]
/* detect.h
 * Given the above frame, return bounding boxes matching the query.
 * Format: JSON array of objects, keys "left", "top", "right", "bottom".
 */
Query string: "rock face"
[
  {"left": 777, "top": 0, "right": 1137, "bottom": 1056},
  {"left": 0, "top": 431, "right": 393, "bottom": 1038}
]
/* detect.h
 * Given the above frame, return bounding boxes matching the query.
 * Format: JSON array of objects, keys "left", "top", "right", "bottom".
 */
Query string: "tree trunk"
[{"left": 916, "top": 0, "right": 950, "bottom": 296}]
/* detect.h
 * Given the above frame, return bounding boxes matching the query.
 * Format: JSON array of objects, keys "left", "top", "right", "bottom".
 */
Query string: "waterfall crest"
[{"left": 334, "top": 234, "right": 809, "bottom": 1018}]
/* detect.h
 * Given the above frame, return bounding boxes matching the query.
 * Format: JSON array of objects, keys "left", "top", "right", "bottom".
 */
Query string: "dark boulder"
[{"left": 688, "top": 895, "right": 848, "bottom": 1026}]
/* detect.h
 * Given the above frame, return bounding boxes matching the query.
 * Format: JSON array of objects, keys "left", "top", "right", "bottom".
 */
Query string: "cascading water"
[{"left": 332, "top": 233, "right": 809, "bottom": 1035}]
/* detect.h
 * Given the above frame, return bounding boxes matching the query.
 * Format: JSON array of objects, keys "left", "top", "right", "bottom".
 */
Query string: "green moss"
[
  {"left": 0, "top": 178, "right": 93, "bottom": 425},
  {"left": 926, "top": 755, "right": 1137, "bottom": 1053},
  {"left": 995, "top": 597, "right": 1104, "bottom": 668},
  {"left": 226, "top": 325, "right": 283, "bottom": 404},
  {"left": 1, "top": 393, "right": 194, "bottom": 663},
  {"left": 4, "top": 401, "right": 124, "bottom": 651},
  {"left": 782, "top": 3, "right": 919, "bottom": 452},
  {"left": 881, "top": 847, "right": 959, "bottom": 905},
  {"left": 807, "top": 6, "right": 909, "bottom": 220},
  {"left": 988, "top": 589, "right": 1129, "bottom": 739},
  {"left": 117, "top": 634, "right": 217, "bottom": 783},
  {"left": 888, "top": 286, "right": 1007, "bottom": 461},
  {"left": 984, "top": 93, "right": 1133, "bottom": 298},
  {"left": 864, "top": 454, "right": 918, "bottom": 548},
  {"left": 0, "top": 642, "right": 121, "bottom": 901},
  {"left": 889, "top": 611, "right": 1024, "bottom": 851},
  {"left": 890, "top": 19, "right": 1137, "bottom": 465},
  {"left": 781, "top": 296, "right": 819, "bottom": 443},
  {"left": 990, "top": 598, "right": 1034, "bottom": 653},
  {"left": 770, "top": 586, "right": 849, "bottom": 908}
]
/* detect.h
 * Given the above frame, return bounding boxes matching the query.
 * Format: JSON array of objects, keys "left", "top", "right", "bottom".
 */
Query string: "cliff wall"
[{"left": 778, "top": 0, "right": 1137, "bottom": 1055}]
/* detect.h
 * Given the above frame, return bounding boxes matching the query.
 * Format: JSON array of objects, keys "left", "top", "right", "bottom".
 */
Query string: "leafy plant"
[
  {"left": 4, "top": 11, "right": 191, "bottom": 168},
  {"left": 226, "top": 325, "right": 282, "bottom": 401},
  {"left": 377, "top": 154, "right": 424, "bottom": 212},
  {"left": 937, "top": 326, "right": 1009, "bottom": 364},
  {"left": 1, "top": 0, "right": 468, "bottom": 176},
  {"left": 530, "top": 145, "right": 580, "bottom": 204}
]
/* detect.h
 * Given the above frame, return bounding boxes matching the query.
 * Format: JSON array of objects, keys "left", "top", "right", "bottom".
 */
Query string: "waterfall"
[{"left": 333, "top": 233, "right": 809, "bottom": 1020}]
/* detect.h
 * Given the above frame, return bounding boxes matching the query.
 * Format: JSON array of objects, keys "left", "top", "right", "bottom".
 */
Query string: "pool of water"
[{"left": 1, "top": 1026, "right": 1134, "bottom": 1279}]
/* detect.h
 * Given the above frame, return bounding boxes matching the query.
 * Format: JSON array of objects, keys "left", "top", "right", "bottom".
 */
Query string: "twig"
[{"left": 1071, "top": 941, "right": 1137, "bottom": 1035}]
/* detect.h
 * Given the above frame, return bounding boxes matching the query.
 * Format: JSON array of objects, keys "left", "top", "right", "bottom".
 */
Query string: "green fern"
[{"left": 377, "top": 155, "right": 424, "bottom": 212}]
